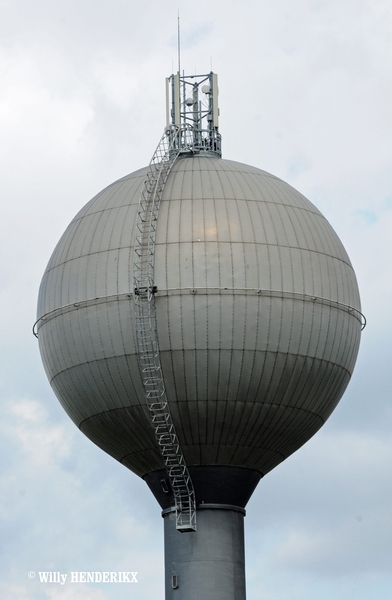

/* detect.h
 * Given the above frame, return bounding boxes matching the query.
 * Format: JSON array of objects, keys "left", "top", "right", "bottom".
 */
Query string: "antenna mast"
[
  {"left": 165, "top": 71, "right": 221, "bottom": 157},
  {"left": 177, "top": 11, "right": 181, "bottom": 75}
]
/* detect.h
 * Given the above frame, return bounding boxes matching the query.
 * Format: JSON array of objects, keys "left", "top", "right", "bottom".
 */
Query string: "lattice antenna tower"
[{"left": 166, "top": 71, "right": 221, "bottom": 157}]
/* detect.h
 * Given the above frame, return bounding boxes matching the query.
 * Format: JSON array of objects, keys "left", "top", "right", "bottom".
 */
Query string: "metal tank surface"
[{"left": 35, "top": 71, "right": 363, "bottom": 599}]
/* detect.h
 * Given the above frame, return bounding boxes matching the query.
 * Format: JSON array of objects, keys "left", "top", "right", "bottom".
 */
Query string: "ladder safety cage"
[{"left": 133, "top": 124, "right": 197, "bottom": 533}]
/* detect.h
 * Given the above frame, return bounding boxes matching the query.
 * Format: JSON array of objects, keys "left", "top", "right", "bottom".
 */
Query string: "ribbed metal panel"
[{"left": 36, "top": 157, "right": 362, "bottom": 479}]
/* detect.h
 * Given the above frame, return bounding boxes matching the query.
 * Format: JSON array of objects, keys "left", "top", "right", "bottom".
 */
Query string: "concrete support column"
[{"left": 163, "top": 504, "right": 246, "bottom": 600}]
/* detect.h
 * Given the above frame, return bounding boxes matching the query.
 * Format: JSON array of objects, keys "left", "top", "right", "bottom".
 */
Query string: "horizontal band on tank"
[
  {"left": 162, "top": 504, "right": 246, "bottom": 517},
  {"left": 33, "top": 288, "right": 366, "bottom": 336}
]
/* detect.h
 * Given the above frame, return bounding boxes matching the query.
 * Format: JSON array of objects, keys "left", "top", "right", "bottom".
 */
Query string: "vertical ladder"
[{"left": 133, "top": 126, "right": 196, "bottom": 532}]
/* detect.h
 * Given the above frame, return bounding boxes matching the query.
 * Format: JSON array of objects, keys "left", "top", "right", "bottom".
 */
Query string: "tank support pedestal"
[{"left": 163, "top": 504, "right": 246, "bottom": 600}]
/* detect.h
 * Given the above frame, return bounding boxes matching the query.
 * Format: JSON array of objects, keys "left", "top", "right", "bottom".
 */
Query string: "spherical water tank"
[{"left": 36, "top": 156, "right": 362, "bottom": 506}]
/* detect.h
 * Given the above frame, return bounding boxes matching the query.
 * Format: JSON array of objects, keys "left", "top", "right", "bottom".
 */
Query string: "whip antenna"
[{"left": 177, "top": 11, "right": 181, "bottom": 75}]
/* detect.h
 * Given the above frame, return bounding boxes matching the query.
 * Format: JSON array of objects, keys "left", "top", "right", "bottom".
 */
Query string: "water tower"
[{"left": 34, "top": 71, "right": 364, "bottom": 599}]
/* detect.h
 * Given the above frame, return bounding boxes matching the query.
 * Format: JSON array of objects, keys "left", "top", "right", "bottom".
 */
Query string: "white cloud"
[{"left": 4, "top": 399, "right": 72, "bottom": 468}]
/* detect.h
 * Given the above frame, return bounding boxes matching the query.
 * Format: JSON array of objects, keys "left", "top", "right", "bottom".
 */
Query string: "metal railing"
[{"left": 33, "top": 289, "right": 366, "bottom": 336}]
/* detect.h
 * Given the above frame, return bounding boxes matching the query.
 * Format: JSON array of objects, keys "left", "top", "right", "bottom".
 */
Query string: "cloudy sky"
[{"left": 1, "top": 0, "right": 391, "bottom": 598}]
